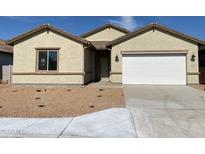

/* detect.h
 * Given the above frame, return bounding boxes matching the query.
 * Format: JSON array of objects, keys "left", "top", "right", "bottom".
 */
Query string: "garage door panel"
[{"left": 122, "top": 54, "right": 186, "bottom": 85}]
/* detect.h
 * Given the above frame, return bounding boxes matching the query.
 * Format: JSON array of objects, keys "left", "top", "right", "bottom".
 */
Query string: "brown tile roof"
[
  {"left": 107, "top": 23, "right": 205, "bottom": 46},
  {"left": 90, "top": 41, "right": 110, "bottom": 50},
  {"left": 7, "top": 24, "right": 90, "bottom": 46},
  {"left": 81, "top": 23, "right": 130, "bottom": 38},
  {"left": 0, "top": 39, "right": 13, "bottom": 54}
]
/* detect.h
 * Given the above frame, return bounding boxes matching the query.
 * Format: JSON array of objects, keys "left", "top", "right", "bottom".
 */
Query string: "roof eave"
[
  {"left": 81, "top": 23, "right": 130, "bottom": 38},
  {"left": 107, "top": 24, "right": 205, "bottom": 47},
  {"left": 6, "top": 24, "right": 90, "bottom": 46}
]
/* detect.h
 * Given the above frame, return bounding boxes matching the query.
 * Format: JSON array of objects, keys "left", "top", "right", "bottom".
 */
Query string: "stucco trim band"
[
  {"left": 35, "top": 47, "right": 61, "bottom": 50},
  {"left": 13, "top": 72, "right": 84, "bottom": 75},
  {"left": 110, "top": 72, "right": 122, "bottom": 75},
  {"left": 121, "top": 50, "right": 188, "bottom": 55},
  {"left": 188, "top": 72, "right": 200, "bottom": 75}
]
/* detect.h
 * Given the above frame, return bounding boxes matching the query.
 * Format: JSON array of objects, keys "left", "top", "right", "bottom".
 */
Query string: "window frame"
[{"left": 36, "top": 48, "right": 59, "bottom": 72}]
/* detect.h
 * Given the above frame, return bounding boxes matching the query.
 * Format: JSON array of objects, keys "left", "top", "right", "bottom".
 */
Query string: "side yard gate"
[{"left": 2, "top": 65, "right": 12, "bottom": 84}]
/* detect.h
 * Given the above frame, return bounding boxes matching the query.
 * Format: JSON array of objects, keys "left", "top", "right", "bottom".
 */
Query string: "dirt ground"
[
  {"left": 190, "top": 84, "right": 205, "bottom": 92},
  {"left": 0, "top": 85, "right": 125, "bottom": 118}
]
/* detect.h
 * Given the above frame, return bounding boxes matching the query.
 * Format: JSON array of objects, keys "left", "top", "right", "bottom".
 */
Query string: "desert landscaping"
[{"left": 0, "top": 85, "right": 125, "bottom": 117}]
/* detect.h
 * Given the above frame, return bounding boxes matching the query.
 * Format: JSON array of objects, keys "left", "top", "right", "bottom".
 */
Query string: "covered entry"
[
  {"left": 199, "top": 49, "right": 205, "bottom": 83},
  {"left": 122, "top": 52, "right": 187, "bottom": 85},
  {"left": 90, "top": 41, "right": 111, "bottom": 82},
  {"left": 95, "top": 51, "right": 110, "bottom": 81}
]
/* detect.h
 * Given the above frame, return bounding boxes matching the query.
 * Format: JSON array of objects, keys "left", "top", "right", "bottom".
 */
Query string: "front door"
[
  {"left": 100, "top": 55, "right": 109, "bottom": 81},
  {"left": 95, "top": 52, "right": 110, "bottom": 82},
  {"left": 199, "top": 52, "right": 205, "bottom": 83}
]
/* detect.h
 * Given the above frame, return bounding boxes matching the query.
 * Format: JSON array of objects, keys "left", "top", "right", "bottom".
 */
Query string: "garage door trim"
[
  {"left": 122, "top": 51, "right": 188, "bottom": 85},
  {"left": 121, "top": 50, "right": 188, "bottom": 55}
]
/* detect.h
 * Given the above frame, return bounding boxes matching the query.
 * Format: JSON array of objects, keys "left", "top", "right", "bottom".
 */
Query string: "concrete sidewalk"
[{"left": 0, "top": 108, "right": 137, "bottom": 138}]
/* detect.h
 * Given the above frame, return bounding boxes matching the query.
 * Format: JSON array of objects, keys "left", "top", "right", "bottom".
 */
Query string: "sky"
[{"left": 0, "top": 16, "right": 205, "bottom": 41}]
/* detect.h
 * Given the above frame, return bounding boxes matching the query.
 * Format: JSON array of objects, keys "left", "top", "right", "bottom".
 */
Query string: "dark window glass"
[
  {"left": 48, "top": 51, "right": 57, "bottom": 70},
  {"left": 38, "top": 51, "right": 47, "bottom": 70}
]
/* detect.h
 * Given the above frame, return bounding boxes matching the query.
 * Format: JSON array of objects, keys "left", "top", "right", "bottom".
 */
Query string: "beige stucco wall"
[
  {"left": 13, "top": 30, "right": 85, "bottom": 84},
  {"left": 110, "top": 29, "right": 199, "bottom": 84},
  {"left": 84, "top": 28, "right": 126, "bottom": 41},
  {"left": 12, "top": 75, "right": 83, "bottom": 84}
]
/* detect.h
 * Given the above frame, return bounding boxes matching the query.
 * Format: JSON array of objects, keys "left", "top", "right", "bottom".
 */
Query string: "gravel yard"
[{"left": 0, "top": 85, "right": 125, "bottom": 118}]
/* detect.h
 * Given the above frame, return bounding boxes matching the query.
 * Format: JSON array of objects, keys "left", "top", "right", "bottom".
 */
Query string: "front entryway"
[
  {"left": 95, "top": 51, "right": 110, "bottom": 82},
  {"left": 199, "top": 51, "right": 205, "bottom": 83}
]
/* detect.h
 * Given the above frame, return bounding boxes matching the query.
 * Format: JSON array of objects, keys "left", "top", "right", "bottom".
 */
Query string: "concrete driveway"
[{"left": 124, "top": 85, "right": 205, "bottom": 137}]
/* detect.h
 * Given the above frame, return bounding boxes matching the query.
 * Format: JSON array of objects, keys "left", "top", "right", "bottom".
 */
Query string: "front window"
[
  {"left": 38, "top": 51, "right": 47, "bottom": 70},
  {"left": 38, "top": 50, "right": 58, "bottom": 71},
  {"left": 48, "top": 51, "right": 58, "bottom": 70}
]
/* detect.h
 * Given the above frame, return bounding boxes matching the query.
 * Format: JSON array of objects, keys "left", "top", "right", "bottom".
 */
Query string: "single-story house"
[
  {"left": 0, "top": 39, "right": 13, "bottom": 81},
  {"left": 6, "top": 23, "right": 205, "bottom": 85}
]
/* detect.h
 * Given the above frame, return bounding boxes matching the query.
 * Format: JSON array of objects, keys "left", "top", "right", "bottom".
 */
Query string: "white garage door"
[{"left": 122, "top": 54, "right": 187, "bottom": 85}]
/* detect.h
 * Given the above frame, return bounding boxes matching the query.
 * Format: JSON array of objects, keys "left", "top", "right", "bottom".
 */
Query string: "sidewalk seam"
[
  {"left": 126, "top": 107, "right": 138, "bottom": 138},
  {"left": 57, "top": 118, "right": 74, "bottom": 138},
  {"left": 22, "top": 119, "right": 40, "bottom": 131}
]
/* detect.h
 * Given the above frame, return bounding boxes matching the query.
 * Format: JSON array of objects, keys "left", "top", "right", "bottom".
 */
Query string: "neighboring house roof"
[
  {"left": 6, "top": 24, "right": 90, "bottom": 46},
  {"left": 81, "top": 23, "right": 130, "bottom": 38},
  {"left": 107, "top": 23, "right": 205, "bottom": 47},
  {"left": 0, "top": 39, "right": 13, "bottom": 54},
  {"left": 90, "top": 41, "right": 110, "bottom": 50}
]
